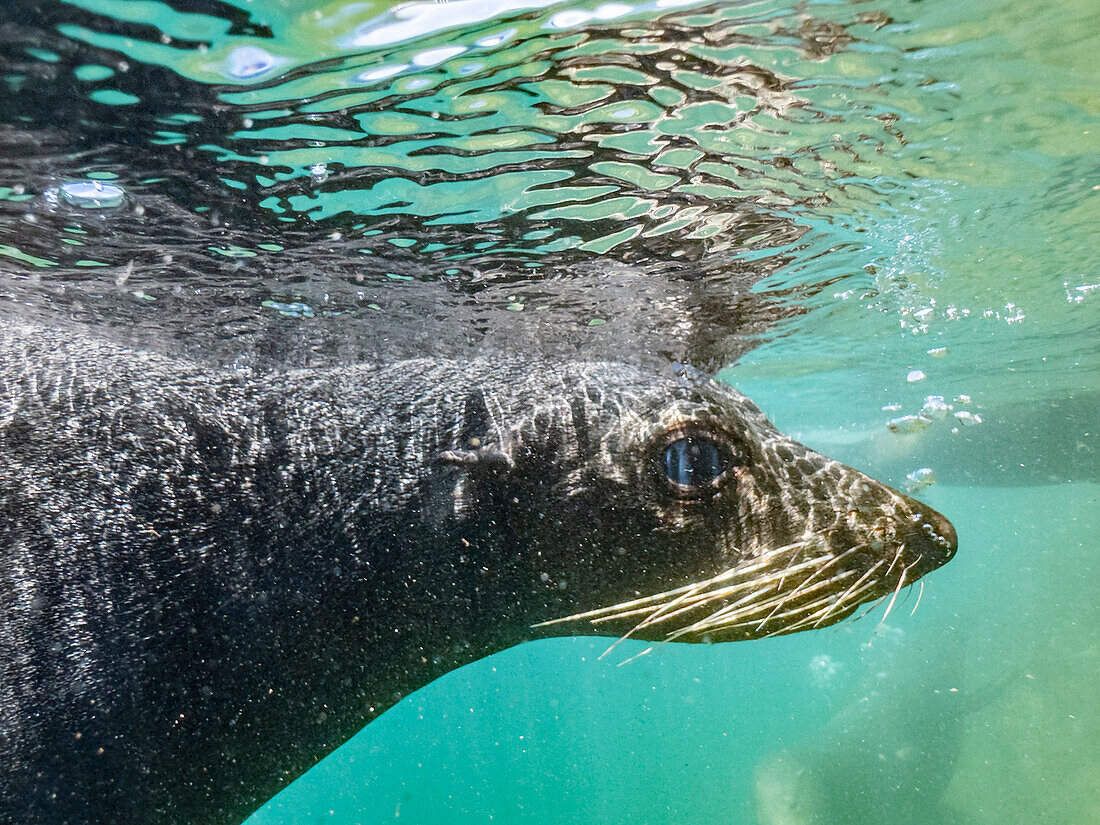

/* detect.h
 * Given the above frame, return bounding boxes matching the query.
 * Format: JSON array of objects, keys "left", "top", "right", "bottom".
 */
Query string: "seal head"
[{"left": 472, "top": 362, "right": 956, "bottom": 644}]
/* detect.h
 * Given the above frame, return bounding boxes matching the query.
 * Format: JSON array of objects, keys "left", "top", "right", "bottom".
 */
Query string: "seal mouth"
[{"left": 535, "top": 508, "right": 957, "bottom": 650}]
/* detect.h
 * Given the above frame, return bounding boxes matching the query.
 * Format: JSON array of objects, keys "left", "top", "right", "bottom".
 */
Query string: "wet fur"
[{"left": 0, "top": 319, "right": 954, "bottom": 825}]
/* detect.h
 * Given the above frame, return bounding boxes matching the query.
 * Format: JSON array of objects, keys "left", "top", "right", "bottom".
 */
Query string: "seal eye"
[{"left": 662, "top": 435, "right": 731, "bottom": 491}]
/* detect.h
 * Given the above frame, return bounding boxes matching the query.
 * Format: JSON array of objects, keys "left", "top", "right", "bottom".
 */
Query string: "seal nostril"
[
  {"left": 900, "top": 495, "right": 957, "bottom": 570},
  {"left": 934, "top": 513, "right": 958, "bottom": 554},
  {"left": 921, "top": 509, "right": 957, "bottom": 557}
]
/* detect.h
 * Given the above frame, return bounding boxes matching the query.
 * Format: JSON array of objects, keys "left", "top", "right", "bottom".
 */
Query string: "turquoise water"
[{"left": 2, "top": 0, "right": 1096, "bottom": 822}]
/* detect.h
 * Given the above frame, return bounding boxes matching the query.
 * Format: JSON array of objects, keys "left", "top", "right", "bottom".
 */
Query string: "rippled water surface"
[{"left": 1, "top": 0, "right": 1096, "bottom": 822}]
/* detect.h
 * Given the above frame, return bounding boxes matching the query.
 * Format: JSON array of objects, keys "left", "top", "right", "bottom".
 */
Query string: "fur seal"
[{"left": 0, "top": 318, "right": 955, "bottom": 825}]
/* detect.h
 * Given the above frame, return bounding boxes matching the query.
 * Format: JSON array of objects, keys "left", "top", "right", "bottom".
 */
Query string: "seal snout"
[{"left": 899, "top": 496, "right": 957, "bottom": 576}]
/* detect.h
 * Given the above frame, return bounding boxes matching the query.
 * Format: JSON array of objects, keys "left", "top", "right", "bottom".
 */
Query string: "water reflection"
[{"left": 2, "top": 0, "right": 933, "bottom": 368}]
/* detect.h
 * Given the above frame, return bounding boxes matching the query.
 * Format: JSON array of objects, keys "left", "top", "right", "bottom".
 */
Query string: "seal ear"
[
  {"left": 431, "top": 390, "right": 515, "bottom": 521},
  {"left": 434, "top": 444, "right": 514, "bottom": 522},
  {"left": 440, "top": 389, "right": 516, "bottom": 476},
  {"left": 438, "top": 444, "right": 514, "bottom": 471}
]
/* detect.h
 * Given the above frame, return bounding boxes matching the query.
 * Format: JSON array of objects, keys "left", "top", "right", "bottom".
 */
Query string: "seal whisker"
[
  {"left": 783, "top": 579, "right": 884, "bottom": 635},
  {"left": 595, "top": 555, "right": 780, "bottom": 658},
  {"left": 662, "top": 585, "right": 783, "bottom": 638},
  {"left": 882, "top": 543, "right": 902, "bottom": 580},
  {"left": 875, "top": 565, "right": 908, "bottom": 632},
  {"left": 810, "top": 560, "right": 887, "bottom": 629},
  {"left": 760, "top": 598, "right": 847, "bottom": 638},
  {"left": 849, "top": 595, "right": 887, "bottom": 626},
  {"left": 592, "top": 545, "right": 824, "bottom": 657},
  {"left": 731, "top": 574, "right": 855, "bottom": 632},
  {"left": 638, "top": 552, "right": 846, "bottom": 634},
  {"left": 641, "top": 555, "right": 832, "bottom": 629},
  {"left": 769, "top": 593, "right": 852, "bottom": 636},
  {"left": 557, "top": 553, "right": 778, "bottom": 626},
  {"left": 751, "top": 575, "right": 848, "bottom": 634},
  {"left": 597, "top": 576, "right": 721, "bottom": 659},
  {"left": 665, "top": 573, "right": 855, "bottom": 640},
  {"left": 615, "top": 544, "right": 861, "bottom": 641},
  {"left": 743, "top": 545, "right": 863, "bottom": 631},
  {"left": 910, "top": 579, "right": 925, "bottom": 617},
  {"left": 535, "top": 542, "right": 814, "bottom": 629},
  {"left": 682, "top": 571, "right": 837, "bottom": 634},
  {"left": 700, "top": 590, "right": 844, "bottom": 639},
  {"left": 533, "top": 580, "right": 705, "bottom": 627},
  {"left": 615, "top": 644, "right": 658, "bottom": 667},
  {"left": 866, "top": 552, "right": 926, "bottom": 631}
]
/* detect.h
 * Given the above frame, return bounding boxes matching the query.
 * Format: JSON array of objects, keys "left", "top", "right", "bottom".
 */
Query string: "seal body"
[{"left": 0, "top": 319, "right": 955, "bottom": 825}]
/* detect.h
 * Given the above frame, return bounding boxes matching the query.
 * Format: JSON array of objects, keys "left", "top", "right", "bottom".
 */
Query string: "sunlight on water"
[{"left": 0, "top": 0, "right": 1096, "bottom": 822}]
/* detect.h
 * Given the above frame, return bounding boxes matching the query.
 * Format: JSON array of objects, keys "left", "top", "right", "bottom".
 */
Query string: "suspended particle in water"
[
  {"left": 904, "top": 467, "right": 937, "bottom": 494},
  {"left": 809, "top": 654, "right": 840, "bottom": 687},
  {"left": 887, "top": 415, "right": 931, "bottom": 435}
]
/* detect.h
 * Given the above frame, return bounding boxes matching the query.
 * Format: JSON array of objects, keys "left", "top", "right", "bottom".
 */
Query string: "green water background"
[{"left": 2, "top": 0, "right": 1096, "bottom": 821}]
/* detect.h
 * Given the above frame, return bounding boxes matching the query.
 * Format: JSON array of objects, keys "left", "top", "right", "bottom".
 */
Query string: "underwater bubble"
[
  {"left": 309, "top": 163, "right": 330, "bottom": 184},
  {"left": 74, "top": 64, "right": 115, "bottom": 82},
  {"left": 550, "top": 9, "right": 592, "bottom": 28},
  {"left": 927, "top": 346, "right": 948, "bottom": 357},
  {"left": 412, "top": 45, "right": 465, "bottom": 67},
  {"left": 262, "top": 300, "right": 315, "bottom": 318},
  {"left": 887, "top": 415, "right": 930, "bottom": 435},
  {"left": 906, "top": 369, "right": 926, "bottom": 383},
  {"left": 58, "top": 180, "right": 126, "bottom": 209},
  {"left": 357, "top": 64, "right": 407, "bottom": 83},
  {"left": 226, "top": 46, "right": 280, "bottom": 80},
  {"left": 921, "top": 396, "right": 952, "bottom": 420},
  {"left": 953, "top": 411, "right": 983, "bottom": 426},
  {"left": 903, "top": 468, "right": 937, "bottom": 494},
  {"left": 594, "top": 3, "right": 632, "bottom": 20},
  {"left": 89, "top": 90, "right": 139, "bottom": 106},
  {"left": 475, "top": 28, "right": 515, "bottom": 48}
]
